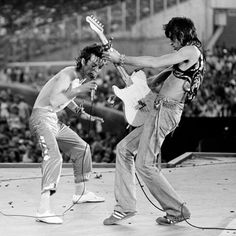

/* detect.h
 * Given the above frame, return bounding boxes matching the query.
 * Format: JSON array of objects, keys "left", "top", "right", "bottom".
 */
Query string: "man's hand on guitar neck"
[
  {"left": 102, "top": 37, "right": 114, "bottom": 52},
  {"left": 103, "top": 48, "right": 121, "bottom": 64}
]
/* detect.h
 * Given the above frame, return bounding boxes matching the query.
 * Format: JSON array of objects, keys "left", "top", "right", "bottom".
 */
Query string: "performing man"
[
  {"left": 29, "top": 44, "right": 106, "bottom": 224},
  {"left": 103, "top": 17, "right": 205, "bottom": 225}
]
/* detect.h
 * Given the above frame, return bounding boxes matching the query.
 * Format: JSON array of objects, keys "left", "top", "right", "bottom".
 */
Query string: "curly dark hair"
[
  {"left": 75, "top": 43, "right": 105, "bottom": 71},
  {"left": 163, "top": 17, "right": 201, "bottom": 46}
]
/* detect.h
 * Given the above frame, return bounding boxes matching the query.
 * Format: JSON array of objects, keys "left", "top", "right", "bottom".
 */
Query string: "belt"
[{"left": 154, "top": 97, "right": 184, "bottom": 110}]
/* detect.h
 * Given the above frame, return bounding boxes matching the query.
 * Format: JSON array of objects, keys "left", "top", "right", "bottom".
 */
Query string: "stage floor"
[{"left": 1, "top": 158, "right": 236, "bottom": 236}]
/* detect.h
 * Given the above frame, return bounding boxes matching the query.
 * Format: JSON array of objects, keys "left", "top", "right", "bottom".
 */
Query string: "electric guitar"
[{"left": 86, "top": 15, "right": 156, "bottom": 127}]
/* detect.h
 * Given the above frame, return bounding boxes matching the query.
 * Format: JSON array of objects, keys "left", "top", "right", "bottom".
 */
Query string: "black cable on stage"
[
  {"left": 136, "top": 171, "right": 236, "bottom": 231},
  {"left": 135, "top": 173, "right": 164, "bottom": 212},
  {"left": 0, "top": 97, "right": 96, "bottom": 220},
  {"left": 180, "top": 203, "right": 236, "bottom": 231}
]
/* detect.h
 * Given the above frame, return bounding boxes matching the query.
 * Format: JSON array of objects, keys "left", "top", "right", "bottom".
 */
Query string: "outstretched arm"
[{"left": 104, "top": 46, "right": 196, "bottom": 69}]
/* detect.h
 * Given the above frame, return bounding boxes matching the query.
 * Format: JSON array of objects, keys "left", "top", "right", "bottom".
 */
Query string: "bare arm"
[
  {"left": 67, "top": 100, "right": 104, "bottom": 123},
  {"left": 104, "top": 46, "right": 197, "bottom": 69},
  {"left": 49, "top": 73, "right": 97, "bottom": 108},
  {"left": 67, "top": 100, "right": 84, "bottom": 114}
]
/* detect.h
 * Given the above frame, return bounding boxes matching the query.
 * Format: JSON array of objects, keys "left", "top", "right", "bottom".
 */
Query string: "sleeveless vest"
[{"left": 172, "top": 41, "right": 205, "bottom": 103}]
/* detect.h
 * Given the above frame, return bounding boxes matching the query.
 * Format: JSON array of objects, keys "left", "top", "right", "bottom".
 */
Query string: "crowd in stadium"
[
  {"left": 183, "top": 45, "right": 236, "bottom": 117},
  {"left": 0, "top": 87, "right": 121, "bottom": 163},
  {"left": 0, "top": 0, "right": 185, "bottom": 61},
  {"left": 1, "top": 44, "right": 236, "bottom": 163}
]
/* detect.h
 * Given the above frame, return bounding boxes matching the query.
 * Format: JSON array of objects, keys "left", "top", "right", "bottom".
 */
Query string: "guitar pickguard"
[{"left": 113, "top": 70, "right": 156, "bottom": 127}]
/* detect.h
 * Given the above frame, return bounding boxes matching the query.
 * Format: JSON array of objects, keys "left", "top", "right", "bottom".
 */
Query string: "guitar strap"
[
  {"left": 153, "top": 99, "right": 163, "bottom": 170},
  {"left": 156, "top": 103, "right": 162, "bottom": 171},
  {"left": 147, "top": 67, "right": 172, "bottom": 91}
]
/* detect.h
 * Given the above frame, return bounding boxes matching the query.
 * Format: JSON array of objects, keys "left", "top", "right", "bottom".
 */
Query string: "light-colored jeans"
[
  {"left": 29, "top": 108, "right": 91, "bottom": 194},
  {"left": 114, "top": 95, "right": 190, "bottom": 217}
]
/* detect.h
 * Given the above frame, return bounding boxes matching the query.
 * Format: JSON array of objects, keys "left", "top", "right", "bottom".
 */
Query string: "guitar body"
[{"left": 112, "top": 70, "right": 156, "bottom": 127}]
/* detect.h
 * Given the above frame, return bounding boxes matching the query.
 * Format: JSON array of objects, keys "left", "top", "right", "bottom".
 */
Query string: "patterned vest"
[{"left": 172, "top": 41, "right": 205, "bottom": 103}]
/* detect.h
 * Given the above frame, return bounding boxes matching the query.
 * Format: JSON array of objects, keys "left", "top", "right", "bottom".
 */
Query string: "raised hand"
[
  {"left": 77, "top": 80, "right": 98, "bottom": 95},
  {"left": 103, "top": 48, "right": 121, "bottom": 64}
]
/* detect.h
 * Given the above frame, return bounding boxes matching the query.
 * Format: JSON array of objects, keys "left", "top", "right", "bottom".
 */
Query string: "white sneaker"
[
  {"left": 36, "top": 211, "right": 63, "bottom": 224},
  {"left": 72, "top": 191, "right": 105, "bottom": 204}
]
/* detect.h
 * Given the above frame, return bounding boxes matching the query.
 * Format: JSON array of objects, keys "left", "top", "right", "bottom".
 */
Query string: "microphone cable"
[{"left": 63, "top": 96, "right": 95, "bottom": 215}]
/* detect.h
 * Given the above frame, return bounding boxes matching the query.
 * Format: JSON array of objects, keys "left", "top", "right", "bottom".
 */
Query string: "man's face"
[
  {"left": 168, "top": 33, "right": 181, "bottom": 51},
  {"left": 170, "top": 37, "right": 181, "bottom": 51},
  {"left": 83, "top": 54, "right": 106, "bottom": 79}
]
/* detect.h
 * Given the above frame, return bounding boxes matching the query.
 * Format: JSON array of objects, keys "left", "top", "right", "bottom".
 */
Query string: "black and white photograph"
[{"left": 0, "top": 0, "right": 236, "bottom": 235}]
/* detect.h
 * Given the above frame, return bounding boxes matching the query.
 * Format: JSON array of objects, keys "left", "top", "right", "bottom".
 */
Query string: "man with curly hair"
[
  {"left": 29, "top": 44, "right": 106, "bottom": 224},
  {"left": 103, "top": 17, "right": 205, "bottom": 226}
]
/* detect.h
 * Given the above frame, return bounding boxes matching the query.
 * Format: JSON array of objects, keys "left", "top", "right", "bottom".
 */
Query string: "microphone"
[{"left": 91, "top": 88, "right": 96, "bottom": 101}]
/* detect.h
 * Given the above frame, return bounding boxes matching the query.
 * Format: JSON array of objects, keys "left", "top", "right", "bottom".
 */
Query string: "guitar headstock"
[{"left": 86, "top": 15, "right": 104, "bottom": 35}]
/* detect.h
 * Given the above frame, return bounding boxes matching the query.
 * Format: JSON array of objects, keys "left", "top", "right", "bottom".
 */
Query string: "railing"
[{"left": 0, "top": 0, "right": 189, "bottom": 62}]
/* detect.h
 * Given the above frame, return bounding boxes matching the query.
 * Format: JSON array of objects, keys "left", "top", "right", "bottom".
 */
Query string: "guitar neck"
[
  {"left": 113, "top": 64, "right": 131, "bottom": 85},
  {"left": 97, "top": 34, "right": 131, "bottom": 85},
  {"left": 90, "top": 27, "right": 131, "bottom": 85}
]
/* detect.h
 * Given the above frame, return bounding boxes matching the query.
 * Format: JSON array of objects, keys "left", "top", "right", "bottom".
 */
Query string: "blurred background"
[{"left": 0, "top": 0, "right": 236, "bottom": 164}]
